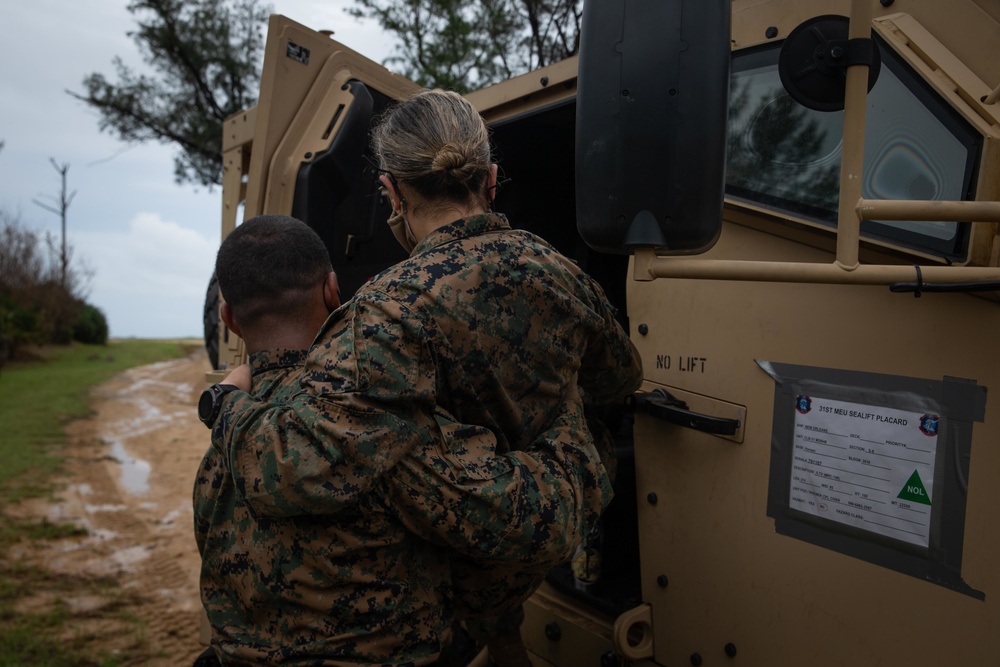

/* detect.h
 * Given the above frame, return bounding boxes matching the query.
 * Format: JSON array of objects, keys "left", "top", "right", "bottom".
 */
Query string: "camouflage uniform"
[
  {"left": 195, "top": 348, "right": 398, "bottom": 665},
  {"left": 212, "top": 213, "right": 643, "bottom": 665},
  {"left": 195, "top": 350, "right": 596, "bottom": 665}
]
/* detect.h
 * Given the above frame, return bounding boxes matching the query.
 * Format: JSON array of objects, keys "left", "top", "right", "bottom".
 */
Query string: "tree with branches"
[
  {"left": 70, "top": 0, "right": 578, "bottom": 190},
  {"left": 69, "top": 0, "right": 271, "bottom": 187},
  {"left": 349, "top": 0, "right": 583, "bottom": 92}
]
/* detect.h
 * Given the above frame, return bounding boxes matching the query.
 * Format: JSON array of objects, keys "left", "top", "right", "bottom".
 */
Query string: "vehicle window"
[{"left": 726, "top": 37, "right": 982, "bottom": 261}]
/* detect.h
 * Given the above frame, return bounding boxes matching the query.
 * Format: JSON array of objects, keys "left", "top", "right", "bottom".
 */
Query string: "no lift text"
[{"left": 655, "top": 355, "right": 706, "bottom": 373}]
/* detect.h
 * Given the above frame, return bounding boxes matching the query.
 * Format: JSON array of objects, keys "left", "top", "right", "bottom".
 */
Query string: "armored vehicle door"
[{"left": 212, "top": 15, "right": 421, "bottom": 371}]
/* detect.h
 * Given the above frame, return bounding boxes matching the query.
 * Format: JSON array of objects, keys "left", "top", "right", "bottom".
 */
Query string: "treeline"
[{"left": 0, "top": 210, "right": 108, "bottom": 365}]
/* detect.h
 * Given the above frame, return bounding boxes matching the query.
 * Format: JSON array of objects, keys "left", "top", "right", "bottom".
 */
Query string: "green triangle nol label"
[{"left": 897, "top": 470, "right": 932, "bottom": 505}]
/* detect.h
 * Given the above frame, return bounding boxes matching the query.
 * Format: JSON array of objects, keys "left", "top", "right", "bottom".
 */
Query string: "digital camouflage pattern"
[
  {"left": 212, "top": 213, "right": 643, "bottom": 665},
  {"left": 200, "top": 349, "right": 465, "bottom": 666},
  {"left": 195, "top": 349, "right": 424, "bottom": 666},
  {"left": 195, "top": 351, "right": 597, "bottom": 665}
]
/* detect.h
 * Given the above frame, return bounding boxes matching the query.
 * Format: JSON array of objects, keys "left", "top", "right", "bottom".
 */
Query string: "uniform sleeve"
[
  {"left": 577, "top": 274, "right": 643, "bottom": 405},
  {"left": 192, "top": 447, "right": 223, "bottom": 557},
  {"left": 383, "top": 388, "right": 613, "bottom": 570},
  {"left": 213, "top": 296, "right": 436, "bottom": 518}
]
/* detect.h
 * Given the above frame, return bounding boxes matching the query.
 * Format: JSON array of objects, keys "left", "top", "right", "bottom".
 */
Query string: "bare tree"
[{"left": 32, "top": 159, "right": 77, "bottom": 290}]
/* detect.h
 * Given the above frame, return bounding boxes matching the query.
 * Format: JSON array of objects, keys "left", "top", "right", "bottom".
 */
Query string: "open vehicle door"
[{"left": 210, "top": 15, "right": 421, "bottom": 372}]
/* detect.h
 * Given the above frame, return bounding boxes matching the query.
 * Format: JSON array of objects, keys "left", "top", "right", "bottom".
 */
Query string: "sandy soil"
[{"left": 10, "top": 347, "right": 213, "bottom": 664}]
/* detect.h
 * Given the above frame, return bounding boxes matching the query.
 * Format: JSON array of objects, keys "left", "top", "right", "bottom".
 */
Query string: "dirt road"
[{"left": 12, "top": 347, "right": 213, "bottom": 664}]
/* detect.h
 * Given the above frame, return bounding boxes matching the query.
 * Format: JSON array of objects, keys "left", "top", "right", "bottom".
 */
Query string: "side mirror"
[{"left": 576, "top": 0, "right": 731, "bottom": 254}]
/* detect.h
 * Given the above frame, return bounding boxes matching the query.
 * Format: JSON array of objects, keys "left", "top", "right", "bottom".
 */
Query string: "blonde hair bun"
[{"left": 432, "top": 143, "right": 469, "bottom": 174}]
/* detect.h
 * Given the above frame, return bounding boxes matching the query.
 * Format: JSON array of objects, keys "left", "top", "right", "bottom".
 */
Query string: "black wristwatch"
[{"left": 198, "top": 383, "right": 240, "bottom": 429}]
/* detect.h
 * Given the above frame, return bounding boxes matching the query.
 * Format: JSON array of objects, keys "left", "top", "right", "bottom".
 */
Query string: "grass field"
[{"left": 0, "top": 339, "right": 198, "bottom": 666}]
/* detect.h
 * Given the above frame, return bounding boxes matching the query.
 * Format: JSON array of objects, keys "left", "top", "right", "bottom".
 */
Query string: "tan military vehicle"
[{"left": 206, "top": 0, "right": 1000, "bottom": 663}]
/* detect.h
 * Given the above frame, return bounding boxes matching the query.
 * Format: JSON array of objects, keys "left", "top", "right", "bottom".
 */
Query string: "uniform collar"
[
  {"left": 248, "top": 348, "right": 308, "bottom": 376},
  {"left": 412, "top": 213, "right": 511, "bottom": 254}
]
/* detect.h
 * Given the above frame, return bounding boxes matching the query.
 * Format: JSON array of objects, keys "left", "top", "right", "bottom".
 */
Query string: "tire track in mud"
[{"left": 13, "top": 347, "right": 212, "bottom": 664}]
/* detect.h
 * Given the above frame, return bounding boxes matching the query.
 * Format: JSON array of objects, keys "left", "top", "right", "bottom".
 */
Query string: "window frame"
[{"left": 724, "top": 34, "right": 983, "bottom": 263}]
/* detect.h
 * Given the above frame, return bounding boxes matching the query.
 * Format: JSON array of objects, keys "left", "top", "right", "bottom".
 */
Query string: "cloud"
[{"left": 74, "top": 213, "right": 219, "bottom": 339}]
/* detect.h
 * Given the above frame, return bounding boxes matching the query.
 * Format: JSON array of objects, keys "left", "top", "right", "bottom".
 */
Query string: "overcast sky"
[{"left": 0, "top": 0, "right": 394, "bottom": 339}]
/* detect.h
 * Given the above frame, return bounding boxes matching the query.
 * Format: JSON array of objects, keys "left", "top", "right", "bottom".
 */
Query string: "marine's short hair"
[
  {"left": 215, "top": 215, "right": 332, "bottom": 326},
  {"left": 372, "top": 89, "right": 493, "bottom": 210}
]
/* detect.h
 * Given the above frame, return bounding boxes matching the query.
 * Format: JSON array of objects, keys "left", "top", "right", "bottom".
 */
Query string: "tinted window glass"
[{"left": 726, "top": 38, "right": 981, "bottom": 260}]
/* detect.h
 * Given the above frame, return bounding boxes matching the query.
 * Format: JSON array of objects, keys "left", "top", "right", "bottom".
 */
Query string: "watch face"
[{"left": 198, "top": 388, "right": 215, "bottom": 422}]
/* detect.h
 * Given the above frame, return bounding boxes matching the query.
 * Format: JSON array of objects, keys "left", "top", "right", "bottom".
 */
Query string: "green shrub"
[
  {"left": 72, "top": 302, "right": 109, "bottom": 345},
  {"left": 0, "top": 300, "right": 40, "bottom": 364}
]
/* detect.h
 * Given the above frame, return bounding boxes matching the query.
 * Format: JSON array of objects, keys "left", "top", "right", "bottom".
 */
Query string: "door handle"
[{"left": 636, "top": 388, "right": 741, "bottom": 436}]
